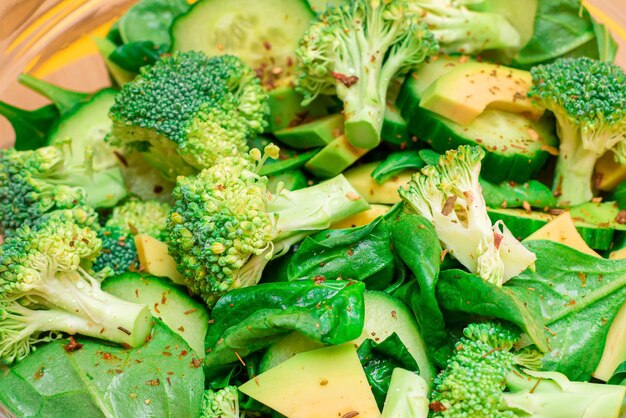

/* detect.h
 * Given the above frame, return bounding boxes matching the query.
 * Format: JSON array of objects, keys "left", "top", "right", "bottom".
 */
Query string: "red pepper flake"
[
  {"left": 577, "top": 272, "right": 587, "bottom": 287},
  {"left": 347, "top": 249, "right": 354, "bottom": 256},
  {"left": 135, "top": 288, "right": 139, "bottom": 299},
  {"left": 183, "top": 308, "right": 197, "bottom": 315},
  {"left": 342, "top": 412, "right": 359, "bottom": 418},
  {"left": 522, "top": 201, "right": 531, "bottom": 213},
  {"left": 263, "top": 41, "right": 272, "bottom": 50},
  {"left": 146, "top": 379, "right": 160, "bottom": 386},
  {"left": 441, "top": 196, "right": 457, "bottom": 216},
  {"left": 615, "top": 210, "right": 626, "bottom": 224},
  {"left": 113, "top": 151, "right": 129, "bottom": 167},
  {"left": 34, "top": 366, "right": 45, "bottom": 380},
  {"left": 178, "top": 326, "right": 185, "bottom": 332},
  {"left": 235, "top": 351, "right": 246, "bottom": 367},
  {"left": 190, "top": 358, "right": 202, "bottom": 368},
  {"left": 440, "top": 248, "right": 449, "bottom": 262},
  {"left": 161, "top": 292, "right": 167, "bottom": 305},
  {"left": 64, "top": 336, "right": 84, "bottom": 352},
  {"left": 391, "top": 310, "right": 397, "bottom": 320},
  {"left": 430, "top": 401, "right": 447, "bottom": 412},
  {"left": 154, "top": 303, "right": 161, "bottom": 314},
  {"left": 346, "top": 191, "right": 361, "bottom": 201},
  {"left": 117, "top": 326, "right": 131, "bottom": 336},
  {"left": 167, "top": 371, "right": 174, "bottom": 376},
  {"left": 331, "top": 72, "right": 359, "bottom": 87},
  {"left": 162, "top": 351, "right": 172, "bottom": 357},
  {"left": 566, "top": 300, "right": 576, "bottom": 306},
  {"left": 166, "top": 377, "right": 172, "bottom": 386},
  {"left": 103, "top": 352, "right": 112, "bottom": 360},
  {"left": 493, "top": 232, "right": 504, "bottom": 250},
  {"left": 314, "top": 276, "right": 326, "bottom": 285},
  {"left": 153, "top": 185, "right": 164, "bottom": 194}
]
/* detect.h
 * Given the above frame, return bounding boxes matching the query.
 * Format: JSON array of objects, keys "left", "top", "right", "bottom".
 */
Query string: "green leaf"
[
  {"left": 109, "top": 41, "right": 163, "bottom": 72},
  {"left": 258, "top": 148, "right": 320, "bottom": 176},
  {"left": 513, "top": 0, "right": 597, "bottom": 68},
  {"left": 437, "top": 269, "right": 549, "bottom": 353},
  {"left": 509, "top": 240, "right": 626, "bottom": 381},
  {"left": 287, "top": 217, "right": 395, "bottom": 289},
  {"left": 357, "top": 333, "right": 419, "bottom": 409},
  {"left": 608, "top": 361, "right": 626, "bottom": 385},
  {"left": 18, "top": 74, "right": 90, "bottom": 115},
  {"left": 0, "top": 102, "right": 58, "bottom": 150},
  {"left": 371, "top": 150, "right": 425, "bottom": 184},
  {"left": 389, "top": 214, "right": 451, "bottom": 367},
  {"left": 203, "top": 279, "right": 365, "bottom": 376},
  {"left": 119, "top": 0, "right": 189, "bottom": 51},
  {"left": 417, "top": 148, "right": 440, "bottom": 166},
  {"left": 0, "top": 321, "right": 204, "bottom": 418},
  {"left": 591, "top": 17, "right": 619, "bottom": 63}
]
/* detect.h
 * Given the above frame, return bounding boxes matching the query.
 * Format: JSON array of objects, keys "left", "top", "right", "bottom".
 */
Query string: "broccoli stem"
[
  {"left": 30, "top": 270, "right": 152, "bottom": 347},
  {"left": 270, "top": 174, "right": 370, "bottom": 239},
  {"left": 553, "top": 125, "right": 600, "bottom": 206}
]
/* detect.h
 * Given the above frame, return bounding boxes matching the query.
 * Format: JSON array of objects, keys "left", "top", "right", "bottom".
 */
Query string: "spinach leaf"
[
  {"left": 418, "top": 149, "right": 441, "bottom": 166},
  {"left": 109, "top": 41, "right": 162, "bottom": 72},
  {"left": 118, "top": 0, "right": 189, "bottom": 51},
  {"left": 591, "top": 17, "right": 619, "bottom": 62},
  {"left": 357, "top": 333, "right": 419, "bottom": 409},
  {"left": 0, "top": 321, "right": 204, "bottom": 418},
  {"left": 0, "top": 102, "right": 58, "bottom": 150},
  {"left": 389, "top": 214, "right": 451, "bottom": 366},
  {"left": 509, "top": 240, "right": 626, "bottom": 381},
  {"left": 203, "top": 279, "right": 365, "bottom": 375},
  {"left": 437, "top": 269, "right": 549, "bottom": 353},
  {"left": 513, "top": 0, "right": 600, "bottom": 68},
  {"left": 258, "top": 148, "right": 320, "bottom": 176},
  {"left": 371, "top": 150, "right": 424, "bottom": 184},
  {"left": 608, "top": 362, "right": 626, "bottom": 385},
  {"left": 287, "top": 217, "right": 395, "bottom": 290}
]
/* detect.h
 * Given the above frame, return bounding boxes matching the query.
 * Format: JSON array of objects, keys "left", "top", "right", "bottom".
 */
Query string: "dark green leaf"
[
  {"left": 119, "top": 0, "right": 189, "bottom": 51},
  {"left": 371, "top": 150, "right": 424, "bottom": 184},
  {"left": 110, "top": 41, "right": 163, "bottom": 72},
  {"left": 18, "top": 74, "right": 90, "bottom": 115},
  {"left": 0, "top": 321, "right": 204, "bottom": 418},
  {"left": 287, "top": 217, "right": 395, "bottom": 290},
  {"left": 258, "top": 148, "right": 320, "bottom": 176},
  {"left": 509, "top": 240, "right": 626, "bottom": 380},
  {"left": 357, "top": 333, "right": 419, "bottom": 409},
  {"left": 203, "top": 279, "right": 365, "bottom": 376},
  {"left": 0, "top": 102, "right": 58, "bottom": 150},
  {"left": 417, "top": 148, "right": 440, "bottom": 166},
  {"left": 437, "top": 269, "right": 549, "bottom": 353},
  {"left": 389, "top": 214, "right": 450, "bottom": 366},
  {"left": 608, "top": 361, "right": 626, "bottom": 385}
]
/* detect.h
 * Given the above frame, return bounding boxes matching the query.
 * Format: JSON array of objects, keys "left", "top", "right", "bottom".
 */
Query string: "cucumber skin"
[
  {"left": 397, "top": 77, "right": 551, "bottom": 183},
  {"left": 488, "top": 209, "right": 614, "bottom": 250}
]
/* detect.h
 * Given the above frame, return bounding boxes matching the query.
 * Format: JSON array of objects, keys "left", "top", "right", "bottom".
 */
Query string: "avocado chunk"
[
  {"left": 305, "top": 135, "right": 369, "bottom": 178},
  {"left": 239, "top": 344, "right": 380, "bottom": 418},
  {"left": 381, "top": 369, "right": 429, "bottom": 418},
  {"left": 525, "top": 211, "right": 602, "bottom": 257},
  {"left": 407, "top": 55, "right": 472, "bottom": 100},
  {"left": 331, "top": 204, "right": 392, "bottom": 229},
  {"left": 266, "top": 84, "right": 334, "bottom": 133},
  {"left": 420, "top": 62, "right": 543, "bottom": 125},
  {"left": 593, "top": 300, "right": 626, "bottom": 381},
  {"left": 274, "top": 113, "right": 344, "bottom": 149},
  {"left": 594, "top": 152, "right": 626, "bottom": 191},
  {"left": 134, "top": 234, "right": 185, "bottom": 284},
  {"left": 344, "top": 161, "right": 416, "bottom": 204}
]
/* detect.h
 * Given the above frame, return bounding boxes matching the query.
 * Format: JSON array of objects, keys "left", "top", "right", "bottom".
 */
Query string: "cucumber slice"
[
  {"left": 487, "top": 208, "right": 615, "bottom": 250},
  {"left": 381, "top": 105, "right": 411, "bottom": 145},
  {"left": 171, "top": 0, "right": 314, "bottom": 83},
  {"left": 48, "top": 89, "right": 118, "bottom": 171},
  {"left": 102, "top": 273, "right": 209, "bottom": 355},
  {"left": 259, "top": 291, "right": 434, "bottom": 386}
]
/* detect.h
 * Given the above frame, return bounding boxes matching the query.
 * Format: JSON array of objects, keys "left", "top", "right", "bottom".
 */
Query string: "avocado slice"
[
  {"left": 274, "top": 114, "right": 344, "bottom": 149},
  {"left": 305, "top": 135, "right": 369, "bottom": 178},
  {"left": 408, "top": 55, "right": 471, "bottom": 100},
  {"left": 594, "top": 152, "right": 626, "bottom": 191},
  {"left": 266, "top": 84, "right": 334, "bottom": 133},
  {"left": 344, "top": 161, "right": 416, "bottom": 205},
  {"left": 420, "top": 62, "right": 543, "bottom": 125},
  {"left": 381, "top": 369, "right": 429, "bottom": 418},
  {"left": 593, "top": 300, "right": 626, "bottom": 381}
]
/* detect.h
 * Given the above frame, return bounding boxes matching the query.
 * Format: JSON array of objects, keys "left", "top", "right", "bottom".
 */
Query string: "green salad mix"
[{"left": 0, "top": 0, "right": 625, "bottom": 417}]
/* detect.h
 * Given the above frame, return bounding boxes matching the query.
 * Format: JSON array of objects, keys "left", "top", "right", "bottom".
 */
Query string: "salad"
[{"left": 0, "top": 0, "right": 625, "bottom": 416}]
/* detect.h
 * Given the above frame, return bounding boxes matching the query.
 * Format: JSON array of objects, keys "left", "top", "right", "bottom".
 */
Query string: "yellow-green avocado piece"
[
  {"left": 274, "top": 113, "right": 344, "bottom": 149},
  {"left": 420, "top": 62, "right": 543, "bottom": 125}
]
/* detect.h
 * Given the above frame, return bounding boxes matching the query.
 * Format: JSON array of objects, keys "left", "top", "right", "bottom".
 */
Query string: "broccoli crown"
[
  {"left": 167, "top": 150, "right": 276, "bottom": 305},
  {"left": 409, "top": 0, "right": 521, "bottom": 54},
  {"left": 106, "top": 198, "right": 171, "bottom": 239},
  {"left": 529, "top": 57, "right": 626, "bottom": 152},
  {"left": 295, "top": 0, "right": 438, "bottom": 148},
  {"left": 0, "top": 207, "right": 152, "bottom": 363},
  {"left": 0, "top": 146, "right": 87, "bottom": 236},
  {"left": 200, "top": 386, "right": 239, "bottom": 418},
  {"left": 430, "top": 322, "right": 541, "bottom": 417},
  {"left": 92, "top": 226, "right": 138, "bottom": 276},
  {"left": 109, "top": 51, "right": 269, "bottom": 179}
]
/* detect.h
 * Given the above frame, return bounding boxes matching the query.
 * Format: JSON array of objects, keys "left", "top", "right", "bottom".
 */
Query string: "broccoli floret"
[
  {"left": 0, "top": 144, "right": 128, "bottom": 236},
  {"left": 92, "top": 226, "right": 138, "bottom": 276},
  {"left": 115, "top": 151, "right": 175, "bottom": 203},
  {"left": 295, "top": 0, "right": 438, "bottom": 149},
  {"left": 106, "top": 198, "right": 171, "bottom": 239},
  {"left": 167, "top": 145, "right": 369, "bottom": 306},
  {"left": 430, "top": 322, "right": 626, "bottom": 417},
  {"left": 408, "top": 0, "right": 521, "bottom": 54},
  {"left": 528, "top": 57, "right": 626, "bottom": 207},
  {"left": 0, "top": 207, "right": 152, "bottom": 364},
  {"left": 399, "top": 145, "right": 536, "bottom": 286},
  {"left": 109, "top": 51, "right": 269, "bottom": 180},
  {"left": 201, "top": 386, "right": 239, "bottom": 418}
]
